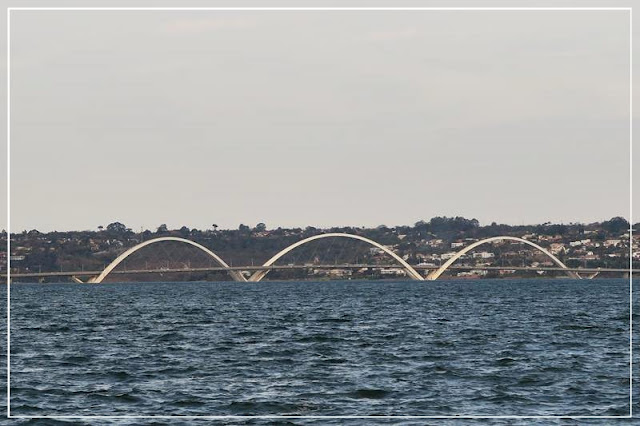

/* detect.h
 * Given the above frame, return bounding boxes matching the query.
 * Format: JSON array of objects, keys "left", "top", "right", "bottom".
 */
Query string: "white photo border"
[{"left": 5, "top": 5, "right": 634, "bottom": 420}]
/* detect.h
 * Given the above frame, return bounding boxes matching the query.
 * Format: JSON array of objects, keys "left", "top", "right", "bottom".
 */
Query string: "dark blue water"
[{"left": 4, "top": 279, "right": 638, "bottom": 423}]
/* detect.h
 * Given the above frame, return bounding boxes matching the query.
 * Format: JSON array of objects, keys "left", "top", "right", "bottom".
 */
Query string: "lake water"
[{"left": 4, "top": 278, "right": 638, "bottom": 424}]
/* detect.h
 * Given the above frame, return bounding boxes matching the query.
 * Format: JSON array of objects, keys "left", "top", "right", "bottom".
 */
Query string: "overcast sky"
[{"left": 4, "top": 7, "right": 634, "bottom": 232}]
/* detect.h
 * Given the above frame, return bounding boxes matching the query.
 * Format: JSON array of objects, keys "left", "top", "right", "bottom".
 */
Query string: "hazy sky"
[{"left": 4, "top": 7, "right": 634, "bottom": 232}]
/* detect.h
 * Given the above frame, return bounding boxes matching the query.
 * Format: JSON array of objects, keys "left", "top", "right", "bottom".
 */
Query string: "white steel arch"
[
  {"left": 248, "top": 232, "right": 424, "bottom": 282},
  {"left": 427, "top": 236, "right": 580, "bottom": 281},
  {"left": 90, "top": 237, "right": 246, "bottom": 283}
]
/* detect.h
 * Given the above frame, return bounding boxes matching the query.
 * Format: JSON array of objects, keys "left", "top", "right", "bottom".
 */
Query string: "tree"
[
  {"left": 98, "top": 226, "right": 104, "bottom": 232},
  {"left": 602, "top": 217, "right": 629, "bottom": 235},
  {"left": 428, "top": 216, "right": 479, "bottom": 233},
  {"left": 255, "top": 223, "right": 267, "bottom": 232},
  {"left": 212, "top": 224, "right": 218, "bottom": 231},
  {"left": 179, "top": 226, "right": 190, "bottom": 237},
  {"left": 414, "top": 220, "right": 428, "bottom": 234},
  {"left": 106, "top": 222, "right": 127, "bottom": 235},
  {"left": 157, "top": 224, "right": 168, "bottom": 234}
]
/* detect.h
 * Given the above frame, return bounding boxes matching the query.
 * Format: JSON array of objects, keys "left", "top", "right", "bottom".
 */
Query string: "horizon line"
[{"left": 3, "top": 216, "right": 635, "bottom": 234}]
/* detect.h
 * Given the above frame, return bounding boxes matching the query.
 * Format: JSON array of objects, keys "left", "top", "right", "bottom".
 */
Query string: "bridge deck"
[{"left": 2, "top": 264, "right": 632, "bottom": 279}]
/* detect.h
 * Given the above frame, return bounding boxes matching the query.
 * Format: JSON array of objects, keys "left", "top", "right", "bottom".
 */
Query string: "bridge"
[
  {"left": 5, "top": 264, "right": 628, "bottom": 280},
  {"left": 3, "top": 234, "right": 631, "bottom": 283}
]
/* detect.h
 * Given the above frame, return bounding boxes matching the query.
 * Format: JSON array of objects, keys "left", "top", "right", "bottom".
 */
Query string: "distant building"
[
  {"left": 427, "top": 239, "right": 443, "bottom": 247},
  {"left": 328, "top": 269, "right": 352, "bottom": 278},
  {"left": 472, "top": 251, "right": 495, "bottom": 259},
  {"left": 415, "top": 253, "right": 431, "bottom": 261},
  {"left": 313, "top": 268, "right": 352, "bottom": 278},
  {"left": 380, "top": 268, "right": 405, "bottom": 276},
  {"left": 549, "top": 243, "right": 566, "bottom": 254}
]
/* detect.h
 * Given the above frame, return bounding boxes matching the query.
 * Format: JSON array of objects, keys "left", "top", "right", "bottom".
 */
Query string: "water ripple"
[{"left": 5, "top": 278, "right": 633, "bottom": 418}]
